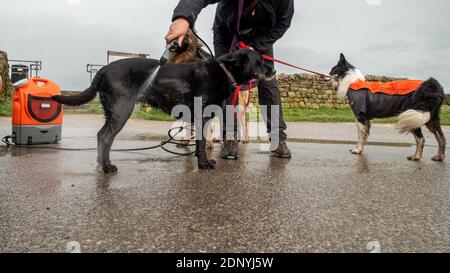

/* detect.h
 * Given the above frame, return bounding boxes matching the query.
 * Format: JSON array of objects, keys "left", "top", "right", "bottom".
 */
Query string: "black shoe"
[
  {"left": 220, "top": 140, "right": 239, "bottom": 160},
  {"left": 272, "top": 141, "right": 292, "bottom": 158}
]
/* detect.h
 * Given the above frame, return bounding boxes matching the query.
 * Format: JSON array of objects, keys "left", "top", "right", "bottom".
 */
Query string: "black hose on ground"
[{"left": 1, "top": 126, "right": 196, "bottom": 156}]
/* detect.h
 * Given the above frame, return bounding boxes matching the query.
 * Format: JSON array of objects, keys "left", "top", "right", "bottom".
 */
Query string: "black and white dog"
[{"left": 326, "top": 54, "right": 446, "bottom": 161}]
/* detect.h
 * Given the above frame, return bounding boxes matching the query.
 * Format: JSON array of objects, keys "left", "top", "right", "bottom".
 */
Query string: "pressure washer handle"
[
  {"left": 159, "top": 40, "right": 181, "bottom": 66},
  {"left": 31, "top": 78, "right": 49, "bottom": 86},
  {"left": 14, "top": 78, "right": 50, "bottom": 90},
  {"left": 167, "top": 39, "right": 181, "bottom": 53}
]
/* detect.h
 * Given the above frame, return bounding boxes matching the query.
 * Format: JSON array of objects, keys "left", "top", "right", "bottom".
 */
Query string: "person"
[{"left": 165, "top": 0, "right": 294, "bottom": 159}]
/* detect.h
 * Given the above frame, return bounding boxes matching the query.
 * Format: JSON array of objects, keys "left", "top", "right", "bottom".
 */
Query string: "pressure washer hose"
[
  {"left": 190, "top": 29, "right": 215, "bottom": 59},
  {"left": 1, "top": 126, "right": 196, "bottom": 156}
]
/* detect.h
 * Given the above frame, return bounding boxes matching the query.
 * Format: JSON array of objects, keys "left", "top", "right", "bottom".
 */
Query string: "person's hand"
[{"left": 165, "top": 18, "right": 190, "bottom": 46}]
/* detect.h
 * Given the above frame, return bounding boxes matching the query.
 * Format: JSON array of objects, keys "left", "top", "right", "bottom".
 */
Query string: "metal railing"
[
  {"left": 9, "top": 59, "right": 42, "bottom": 78},
  {"left": 86, "top": 64, "right": 105, "bottom": 83}
]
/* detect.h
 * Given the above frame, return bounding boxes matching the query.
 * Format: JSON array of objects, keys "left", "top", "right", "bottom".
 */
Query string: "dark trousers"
[{"left": 214, "top": 37, "right": 288, "bottom": 142}]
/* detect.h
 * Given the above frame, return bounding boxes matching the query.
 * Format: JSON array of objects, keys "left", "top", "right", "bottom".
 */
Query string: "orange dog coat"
[{"left": 349, "top": 80, "right": 424, "bottom": 96}]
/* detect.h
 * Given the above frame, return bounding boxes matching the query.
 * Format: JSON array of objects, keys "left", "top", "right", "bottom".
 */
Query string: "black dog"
[
  {"left": 326, "top": 54, "right": 446, "bottom": 161},
  {"left": 53, "top": 49, "right": 275, "bottom": 173}
]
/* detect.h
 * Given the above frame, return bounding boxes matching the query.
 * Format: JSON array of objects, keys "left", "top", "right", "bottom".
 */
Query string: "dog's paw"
[
  {"left": 198, "top": 159, "right": 216, "bottom": 170},
  {"left": 350, "top": 148, "right": 362, "bottom": 155},
  {"left": 103, "top": 164, "right": 118, "bottom": 173},
  {"left": 431, "top": 155, "right": 445, "bottom": 162},
  {"left": 407, "top": 155, "right": 422, "bottom": 161}
]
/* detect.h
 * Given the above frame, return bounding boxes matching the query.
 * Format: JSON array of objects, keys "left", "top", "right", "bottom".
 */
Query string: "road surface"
[{"left": 0, "top": 115, "right": 449, "bottom": 252}]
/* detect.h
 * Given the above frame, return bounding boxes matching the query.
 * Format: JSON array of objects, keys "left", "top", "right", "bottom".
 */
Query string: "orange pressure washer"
[{"left": 11, "top": 78, "right": 63, "bottom": 145}]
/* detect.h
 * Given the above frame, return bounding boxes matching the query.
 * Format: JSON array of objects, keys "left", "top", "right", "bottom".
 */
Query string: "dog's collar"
[{"left": 218, "top": 62, "right": 238, "bottom": 88}]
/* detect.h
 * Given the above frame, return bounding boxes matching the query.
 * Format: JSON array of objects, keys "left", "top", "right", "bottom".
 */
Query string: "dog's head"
[
  {"left": 218, "top": 49, "right": 276, "bottom": 83},
  {"left": 324, "top": 54, "right": 355, "bottom": 89},
  {"left": 324, "top": 53, "right": 365, "bottom": 99}
]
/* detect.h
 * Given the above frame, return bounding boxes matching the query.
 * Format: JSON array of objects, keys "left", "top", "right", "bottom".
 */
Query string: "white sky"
[{"left": 1, "top": 0, "right": 449, "bottom": 92}]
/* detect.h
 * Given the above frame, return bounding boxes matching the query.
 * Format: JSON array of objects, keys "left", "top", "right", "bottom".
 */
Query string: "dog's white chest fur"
[{"left": 337, "top": 69, "right": 366, "bottom": 99}]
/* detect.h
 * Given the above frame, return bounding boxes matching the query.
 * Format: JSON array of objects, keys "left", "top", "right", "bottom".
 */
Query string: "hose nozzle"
[{"left": 159, "top": 40, "right": 181, "bottom": 66}]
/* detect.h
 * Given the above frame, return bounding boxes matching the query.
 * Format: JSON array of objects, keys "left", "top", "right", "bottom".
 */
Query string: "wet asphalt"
[
  {"left": 1, "top": 115, "right": 450, "bottom": 253},
  {"left": 1, "top": 135, "right": 449, "bottom": 253}
]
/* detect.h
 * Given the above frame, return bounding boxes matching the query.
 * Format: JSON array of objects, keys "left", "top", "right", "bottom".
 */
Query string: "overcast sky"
[{"left": 1, "top": 0, "right": 449, "bottom": 92}]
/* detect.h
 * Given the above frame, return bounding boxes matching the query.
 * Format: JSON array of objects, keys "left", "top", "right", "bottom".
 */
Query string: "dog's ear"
[
  {"left": 339, "top": 53, "right": 347, "bottom": 64},
  {"left": 220, "top": 51, "right": 250, "bottom": 67}
]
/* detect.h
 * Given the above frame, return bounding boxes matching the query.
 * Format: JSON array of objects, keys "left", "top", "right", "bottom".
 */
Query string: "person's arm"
[
  {"left": 252, "top": 0, "right": 294, "bottom": 53},
  {"left": 172, "top": 0, "right": 219, "bottom": 28},
  {"left": 166, "top": 0, "right": 220, "bottom": 45}
]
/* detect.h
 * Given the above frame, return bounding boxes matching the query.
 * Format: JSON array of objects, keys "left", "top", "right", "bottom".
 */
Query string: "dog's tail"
[
  {"left": 395, "top": 78, "right": 444, "bottom": 134},
  {"left": 396, "top": 110, "right": 431, "bottom": 134},
  {"left": 52, "top": 70, "right": 103, "bottom": 106}
]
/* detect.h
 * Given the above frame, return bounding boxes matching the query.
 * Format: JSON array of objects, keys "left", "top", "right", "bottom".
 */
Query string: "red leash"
[
  {"left": 230, "top": 42, "right": 331, "bottom": 121},
  {"left": 231, "top": 85, "right": 241, "bottom": 109},
  {"left": 237, "top": 80, "right": 252, "bottom": 121},
  {"left": 231, "top": 80, "right": 252, "bottom": 121},
  {"left": 239, "top": 42, "right": 333, "bottom": 79}
]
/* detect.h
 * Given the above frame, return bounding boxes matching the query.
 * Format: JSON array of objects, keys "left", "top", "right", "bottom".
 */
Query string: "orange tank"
[{"left": 11, "top": 78, "right": 63, "bottom": 144}]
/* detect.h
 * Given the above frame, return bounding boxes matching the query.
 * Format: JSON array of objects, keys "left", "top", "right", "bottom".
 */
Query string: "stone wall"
[
  {"left": 249, "top": 74, "right": 450, "bottom": 109},
  {"left": 277, "top": 73, "right": 347, "bottom": 109}
]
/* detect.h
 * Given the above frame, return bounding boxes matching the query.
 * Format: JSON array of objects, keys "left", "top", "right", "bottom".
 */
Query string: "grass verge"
[
  {"left": 284, "top": 106, "right": 450, "bottom": 124},
  {"left": 282, "top": 108, "right": 400, "bottom": 124},
  {"left": 2, "top": 94, "right": 450, "bottom": 125},
  {"left": 133, "top": 105, "right": 176, "bottom": 122},
  {"left": 0, "top": 99, "right": 12, "bottom": 116}
]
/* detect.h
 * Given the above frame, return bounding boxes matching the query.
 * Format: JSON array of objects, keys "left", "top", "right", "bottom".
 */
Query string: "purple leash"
[
  {"left": 230, "top": 0, "right": 258, "bottom": 91},
  {"left": 230, "top": 0, "right": 245, "bottom": 52}
]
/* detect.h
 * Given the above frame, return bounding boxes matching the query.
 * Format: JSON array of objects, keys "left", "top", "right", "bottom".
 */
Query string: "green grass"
[
  {"left": 2, "top": 92, "right": 450, "bottom": 126},
  {"left": 85, "top": 96, "right": 104, "bottom": 115},
  {"left": 133, "top": 106, "right": 176, "bottom": 122},
  {"left": 64, "top": 95, "right": 175, "bottom": 121},
  {"left": 282, "top": 107, "right": 400, "bottom": 124},
  {"left": 132, "top": 105, "right": 450, "bottom": 125},
  {"left": 284, "top": 106, "right": 450, "bottom": 125},
  {"left": 0, "top": 99, "right": 12, "bottom": 116},
  {"left": 283, "top": 108, "right": 356, "bottom": 123},
  {"left": 440, "top": 105, "right": 450, "bottom": 125}
]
